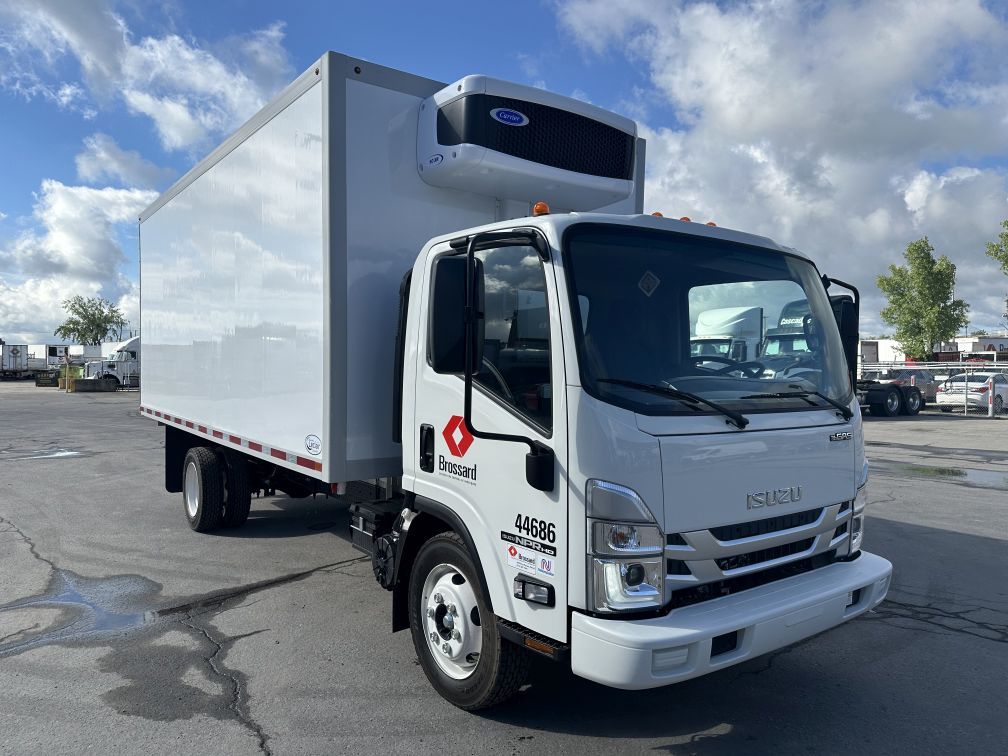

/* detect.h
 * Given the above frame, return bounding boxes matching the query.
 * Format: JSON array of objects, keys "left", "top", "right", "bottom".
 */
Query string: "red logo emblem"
[
  {"left": 442, "top": 415, "right": 474, "bottom": 457},
  {"left": 508, "top": 545, "right": 518, "bottom": 557}
]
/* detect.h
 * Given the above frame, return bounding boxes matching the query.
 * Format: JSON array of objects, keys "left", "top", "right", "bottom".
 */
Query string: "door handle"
[{"left": 419, "top": 424, "right": 435, "bottom": 473}]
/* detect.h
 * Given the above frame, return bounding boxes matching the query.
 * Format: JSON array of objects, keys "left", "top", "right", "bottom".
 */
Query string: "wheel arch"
[{"left": 391, "top": 494, "right": 493, "bottom": 633}]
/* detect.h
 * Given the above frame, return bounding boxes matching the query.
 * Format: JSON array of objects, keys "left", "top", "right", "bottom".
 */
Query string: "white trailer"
[
  {"left": 691, "top": 306, "right": 763, "bottom": 362},
  {"left": 140, "top": 51, "right": 891, "bottom": 710},
  {"left": 1, "top": 344, "right": 29, "bottom": 378},
  {"left": 27, "top": 344, "right": 69, "bottom": 371}
]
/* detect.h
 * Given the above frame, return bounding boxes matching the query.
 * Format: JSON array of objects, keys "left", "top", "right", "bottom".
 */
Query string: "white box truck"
[{"left": 140, "top": 52, "right": 891, "bottom": 710}]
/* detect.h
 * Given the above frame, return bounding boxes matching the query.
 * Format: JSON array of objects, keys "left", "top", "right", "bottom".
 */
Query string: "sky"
[{"left": 1, "top": 0, "right": 1007, "bottom": 343}]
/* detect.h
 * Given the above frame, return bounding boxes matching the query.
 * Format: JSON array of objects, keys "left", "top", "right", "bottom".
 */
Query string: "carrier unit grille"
[
  {"left": 436, "top": 94, "right": 635, "bottom": 180},
  {"left": 665, "top": 502, "right": 854, "bottom": 604}
]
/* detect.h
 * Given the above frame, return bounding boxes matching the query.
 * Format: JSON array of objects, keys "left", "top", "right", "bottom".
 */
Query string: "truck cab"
[
  {"left": 84, "top": 337, "right": 140, "bottom": 387},
  {"left": 397, "top": 211, "right": 891, "bottom": 702}
]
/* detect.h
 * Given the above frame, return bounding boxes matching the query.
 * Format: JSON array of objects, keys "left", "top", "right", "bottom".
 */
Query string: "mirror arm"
[
  {"left": 462, "top": 232, "right": 555, "bottom": 492},
  {"left": 825, "top": 276, "right": 860, "bottom": 308}
]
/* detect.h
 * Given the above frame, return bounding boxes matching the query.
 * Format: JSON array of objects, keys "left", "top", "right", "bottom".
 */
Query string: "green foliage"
[
  {"left": 53, "top": 296, "right": 127, "bottom": 345},
  {"left": 985, "top": 219, "right": 1008, "bottom": 276},
  {"left": 877, "top": 237, "right": 969, "bottom": 360},
  {"left": 970, "top": 329, "right": 989, "bottom": 337}
]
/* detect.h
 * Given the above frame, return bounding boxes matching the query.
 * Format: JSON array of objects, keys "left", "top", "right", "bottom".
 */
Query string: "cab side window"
[{"left": 474, "top": 245, "right": 552, "bottom": 431}]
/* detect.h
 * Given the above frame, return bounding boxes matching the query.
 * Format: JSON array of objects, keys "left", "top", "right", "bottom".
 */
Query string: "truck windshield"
[{"left": 563, "top": 224, "right": 852, "bottom": 416}]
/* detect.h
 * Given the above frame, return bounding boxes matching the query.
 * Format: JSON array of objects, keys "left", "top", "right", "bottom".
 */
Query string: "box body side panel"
[
  {"left": 342, "top": 76, "right": 498, "bottom": 480},
  {"left": 140, "top": 80, "right": 327, "bottom": 476}
]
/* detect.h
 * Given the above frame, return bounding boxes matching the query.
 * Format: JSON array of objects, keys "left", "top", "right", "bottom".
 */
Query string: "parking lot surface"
[{"left": 1, "top": 383, "right": 1006, "bottom": 754}]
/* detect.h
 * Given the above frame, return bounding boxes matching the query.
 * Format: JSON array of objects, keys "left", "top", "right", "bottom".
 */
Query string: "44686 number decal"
[{"left": 514, "top": 514, "right": 556, "bottom": 543}]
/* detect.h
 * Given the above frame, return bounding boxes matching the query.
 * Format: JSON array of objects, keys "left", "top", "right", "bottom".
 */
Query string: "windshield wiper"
[
  {"left": 596, "top": 378, "right": 749, "bottom": 429},
  {"left": 740, "top": 385, "right": 853, "bottom": 420}
]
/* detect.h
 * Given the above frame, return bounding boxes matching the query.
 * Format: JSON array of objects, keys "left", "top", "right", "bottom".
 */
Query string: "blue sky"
[{"left": 2, "top": 0, "right": 1007, "bottom": 342}]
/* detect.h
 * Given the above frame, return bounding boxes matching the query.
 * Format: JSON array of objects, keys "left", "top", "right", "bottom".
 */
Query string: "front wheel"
[{"left": 408, "top": 532, "right": 529, "bottom": 710}]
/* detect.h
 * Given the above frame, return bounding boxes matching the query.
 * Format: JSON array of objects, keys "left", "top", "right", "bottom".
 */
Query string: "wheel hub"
[{"left": 422, "top": 562, "right": 482, "bottom": 680}]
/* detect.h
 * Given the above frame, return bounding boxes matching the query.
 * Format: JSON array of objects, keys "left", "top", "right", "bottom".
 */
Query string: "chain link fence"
[{"left": 859, "top": 361, "right": 1007, "bottom": 417}]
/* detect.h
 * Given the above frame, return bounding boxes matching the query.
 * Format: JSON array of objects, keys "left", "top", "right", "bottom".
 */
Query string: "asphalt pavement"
[{"left": 0, "top": 382, "right": 1005, "bottom": 754}]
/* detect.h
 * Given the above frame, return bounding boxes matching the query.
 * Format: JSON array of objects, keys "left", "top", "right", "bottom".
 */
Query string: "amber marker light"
[
  {"left": 651, "top": 211, "right": 664, "bottom": 217},
  {"left": 706, "top": 221, "right": 717, "bottom": 227},
  {"left": 532, "top": 201, "right": 550, "bottom": 216},
  {"left": 679, "top": 216, "right": 691, "bottom": 222}
]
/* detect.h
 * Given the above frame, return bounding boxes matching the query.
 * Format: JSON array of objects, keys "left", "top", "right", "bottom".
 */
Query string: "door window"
[{"left": 473, "top": 245, "right": 552, "bottom": 431}]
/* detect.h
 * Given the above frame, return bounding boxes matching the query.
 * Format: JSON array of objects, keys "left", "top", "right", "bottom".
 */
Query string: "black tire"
[
  {"left": 903, "top": 388, "right": 922, "bottom": 416},
  {"left": 183, "top": 447, "right": 225, "bottom": 532},
  {"left": 408, "top": 532, "right": 529, "bottom": 710},
  {"left": 871, "top": 388, "right": 902, "bottom": 417},
  {"left": 219, "top": 450, "right": 252, "bottom": 528}
]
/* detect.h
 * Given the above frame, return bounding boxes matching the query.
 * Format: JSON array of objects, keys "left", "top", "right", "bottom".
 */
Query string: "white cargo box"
[
  {"left": 1, "top": 344, "right": 28, "bottom": 373},
  {"left": 140, "top": 52, "right": 642, "bottom": 483}
]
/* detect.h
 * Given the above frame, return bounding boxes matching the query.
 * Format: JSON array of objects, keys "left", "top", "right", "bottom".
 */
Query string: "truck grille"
[{"left": 665, "top": 502, "right": 852, "bottom": 603}]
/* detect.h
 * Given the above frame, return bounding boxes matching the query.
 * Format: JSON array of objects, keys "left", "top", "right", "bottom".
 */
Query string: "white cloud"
[
  {"left": 75, "top": 133, "right": 174, "bottom": 189},
  {"left": 0, "top": 2, "right": 292, "bottom": 151},
  {"left": 0, "top": 211, "right": 6, "bottom": 221},
  {"left": 558, "top": 0, "right": 1008, "bottom": 332},
  {"left": 0, "top": 180, "right": 156, "bottom": 342}
]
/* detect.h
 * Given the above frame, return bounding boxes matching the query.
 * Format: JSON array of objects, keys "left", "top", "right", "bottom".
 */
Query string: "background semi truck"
[
  {"left": 83, "top": 337, "right": 140, "bottom": 387},
  {"left": 140, "top": 52, "right": 892, "bottom": 709}
]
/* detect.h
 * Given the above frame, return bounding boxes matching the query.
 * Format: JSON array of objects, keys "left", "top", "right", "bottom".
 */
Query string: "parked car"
[
  {"left": 936, "top": 372, "right": 1008, "bottom": 414},
  {"left": 857, "top": 368, "right": 936, "bottom": 416}
]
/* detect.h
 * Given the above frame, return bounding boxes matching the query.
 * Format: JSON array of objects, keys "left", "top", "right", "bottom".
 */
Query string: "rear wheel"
[
  {"left": 220, "top": 450, "right": 252, "bottom": 527},
  {"left": 871, "top": 388, "right": 902, "bottom": 417},
  {"left": 903, "top": 388, "right": 922, "bottom": 416},
  {"left": 183, "top": 447, "right": 225, "bottom": 532},
  {"left": 408, "top": 532, "right": 528, "bottom": 710}
]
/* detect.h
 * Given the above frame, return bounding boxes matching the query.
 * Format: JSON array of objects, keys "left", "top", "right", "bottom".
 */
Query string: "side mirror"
[
  {"left": 829, "top": 294, "right": 859, "bottom": 383},
  {"left": 430, "top": 255, "right": 484, "bottom": 374},
  {"left": 525, "top": 442, "right": 555, "bottom": 492}
]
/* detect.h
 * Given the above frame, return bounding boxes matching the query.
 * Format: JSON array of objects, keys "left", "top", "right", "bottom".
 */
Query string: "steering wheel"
[
  {"left": 687, "top": 354, "right": 765, "bottom": 379},
  {"left": 478, "top": 358, "right": 514, "bottom": 402}
]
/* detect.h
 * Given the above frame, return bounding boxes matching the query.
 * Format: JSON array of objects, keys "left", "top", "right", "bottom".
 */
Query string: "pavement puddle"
[
  {"left": 871, "top": 460, "right": 1008, "bottom": 491},
  {"left": 0, "top": 569, "right": 160, "bottom": 656},
  {"left": 0, "top": 448, "right": 84, "bottom": 461}
]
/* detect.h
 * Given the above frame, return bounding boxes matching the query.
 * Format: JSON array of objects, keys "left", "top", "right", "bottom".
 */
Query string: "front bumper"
[{"left": 570, "top": 551, "right": 891, "bottom": 689}]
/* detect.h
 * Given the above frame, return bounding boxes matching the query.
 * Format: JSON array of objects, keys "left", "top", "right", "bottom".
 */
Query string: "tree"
[
  {"left": 53, "top": 296, "right": 127, "bottom": 345},
  {"left": 970, "top": 329, "right": 989, "bottom": 337},
  {"left": 876, "top": 237, "right": 969, "bottom": 360},
  {"left": 985, "top": 219, "right": 1008, "bottom": 276}
]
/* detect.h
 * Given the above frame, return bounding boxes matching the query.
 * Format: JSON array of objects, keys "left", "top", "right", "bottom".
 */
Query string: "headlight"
[
  {"left": 586, "top": 480, "right": 664, "bottom": 613},
  {"left": 851, "top": 480, "right": 867, "bottom": 552}
]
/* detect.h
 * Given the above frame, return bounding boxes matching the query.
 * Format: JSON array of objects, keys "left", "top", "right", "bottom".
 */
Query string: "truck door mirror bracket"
[{"left": 462, "top": 229, "right": 556, "bottom": 493}]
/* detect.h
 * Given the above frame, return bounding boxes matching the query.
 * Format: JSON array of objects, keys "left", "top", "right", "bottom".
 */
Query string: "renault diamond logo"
[{"left": 442, "top": 415, "right": 474, "bottom": 457}]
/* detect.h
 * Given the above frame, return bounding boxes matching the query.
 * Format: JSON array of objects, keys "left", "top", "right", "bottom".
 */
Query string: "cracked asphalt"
[{"left": 1, "top": 382, "right": 1006, "bottom": 754}]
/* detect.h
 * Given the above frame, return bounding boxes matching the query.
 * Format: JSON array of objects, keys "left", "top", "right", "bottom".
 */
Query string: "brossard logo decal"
[{"left": 439, "top": 415, "right": 477, "bottom": 482}]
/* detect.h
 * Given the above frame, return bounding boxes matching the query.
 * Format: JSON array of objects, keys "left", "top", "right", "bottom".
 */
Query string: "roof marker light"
[
  {"left": 532, "top": 201, "right": 550, "bottom": 216},
  {"left": 679, "top": 216, "right": 691, "bottom": 222},
  {"left": 706, "top": 221, "right": 717, "bottom": 227},
  {"left": 651, "top": 211, "right": 664, "bottom": 217}
]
